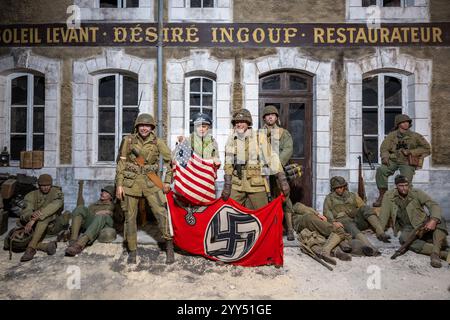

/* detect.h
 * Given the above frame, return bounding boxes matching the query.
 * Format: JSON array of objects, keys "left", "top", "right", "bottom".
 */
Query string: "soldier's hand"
[
  {"left": 318, "top": 215, "right": 327, "bottom": 222},
  {"left": 116, "top": 186, "right": 124, "bottom": 201},
  {"left": 401, "top": 149, "right": 411, "bottom": 156},
  {"left": 31, "top": 210, "right": 41, "bottom": 220},
  {"left": 163, "top": 183, "right": 171, "bottom": 194},
  {"left": 381, "top": 157, "right": 389, "bottom": 165},
  {"left": 177, "top": 136, "right": 185, "bottom": 143},
  {"left": 425, "top": 218, "right": 438, "bottom": 231},
  {"left": 333, "top": 221, "right": 344, "bottom": 229},
  {"left": 24, "top": 220, "right": 35, "bottom": 233}
]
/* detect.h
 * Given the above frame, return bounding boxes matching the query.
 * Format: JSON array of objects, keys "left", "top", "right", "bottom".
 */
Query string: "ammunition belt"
[{"left": 125, "top": 162, "right": 159, "bottom": 175}]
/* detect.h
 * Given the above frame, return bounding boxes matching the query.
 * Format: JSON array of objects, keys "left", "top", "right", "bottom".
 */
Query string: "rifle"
[
  {"left": 362, "top": 138, "right": 375, "bottom": 170},
  {"left": 391, "top": 218, "right": 429, "bottom": 260},
  {"left": 131, "top": 148, "right": 164, "bottom": 190},
  {"left": 357, "top": 156, "right": 367, "bottom": 202},
  {"left": 299, "top": 242, "right": 333, "bottom": 271},
  {"left": 77, "top": 180, "right": 84, "bottom": 207}
]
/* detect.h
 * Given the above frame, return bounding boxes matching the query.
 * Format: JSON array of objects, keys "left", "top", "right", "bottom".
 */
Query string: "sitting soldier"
[
  {"left": 65, "top": 185, "right": 117, "bottom": 256},
  {"left": 19, "top": 174, "right": 64, "bottom": 262}
]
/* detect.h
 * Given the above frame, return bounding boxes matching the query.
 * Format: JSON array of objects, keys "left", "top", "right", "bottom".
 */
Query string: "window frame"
[
  {"left": 98, "top": 0, "right": 140, "bottom": 8},
  {"left": 362, "top": 72, "right": 408, "bottom": 165},
  {"left": 189, "top": 0, "right": 215, "bottom": 8},
  {"left": 362, "top": 0, "right": 405, "bottom": 7},
  {"left": 7, "top": 72, "right": 45, "bottom": 162},
  {"left": 93, "top": 73, "right": 139, "bottom": 164},
  {"left": 184, "top": 75, "right": 216, "bottom": 136}
]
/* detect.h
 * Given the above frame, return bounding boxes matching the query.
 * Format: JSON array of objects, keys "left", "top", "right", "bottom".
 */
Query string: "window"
[
  {"left": 190, "top": 0, "right": 214, "bottom": 8},
  {"left": 362, "top": 74, "right": 405, "bottom": 164},
  {"left": 97, "top": 74, "right": 139, "bottom": 162},
  {"left": 100, "top": 0, "right": 139, "bottom": 8},
  {"left": 9, "top": 74, "right": 45, "bottom": 161},
  {"left": 187, "top": 76, "right": 215, "bottom": 134},
  {"left": 362, "top": 0, "right": 405, "bottom": 7}
]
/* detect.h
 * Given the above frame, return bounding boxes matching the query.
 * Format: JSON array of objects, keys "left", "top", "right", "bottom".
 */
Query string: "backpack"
[{"left": 3, "top": 227, "right": 32, "bottom": 259}]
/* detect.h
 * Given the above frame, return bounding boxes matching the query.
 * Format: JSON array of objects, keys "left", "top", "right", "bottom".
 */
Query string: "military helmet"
[
  {"left": 101, "top": 185, "right": 115, "bottom": 199},
  {"left": 231, "top": 108, "right": 253, "bottom": 126},
  {"left": 97, "top": 227, "right": 117, "bottom": 243},
  {"left": 262, "top": 105, "right": 279, "bottom": 118},
  {"left": 134, "top": 113, "right": 156, "bottom": 128},
  {"left": 394, "top": 174, "right": 409, "bottom": 185},
  {"left": 37, "top": 174, "right": 53, "bottom": 186},
  {"left": 330, "top": 176, "right": 348, "bottom": 190},
  {"left": 394, "top": 114, "right": 412, "bottom": 129},
  {"left": 193, "top": 112, "right": 212, "bottom": 126},
  {"left": 4, "top": 227, "right": 33, "bottom": 253}
]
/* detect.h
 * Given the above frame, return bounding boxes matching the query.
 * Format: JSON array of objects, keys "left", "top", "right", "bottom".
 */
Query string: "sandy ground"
[{"left": 0, "top": 221, "right": 449, "bottom": 300}]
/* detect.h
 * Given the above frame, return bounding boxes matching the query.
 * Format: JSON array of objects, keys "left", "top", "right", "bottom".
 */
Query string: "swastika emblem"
[{"left": 204, "top": 205, "right": 262, "bottom": 262}]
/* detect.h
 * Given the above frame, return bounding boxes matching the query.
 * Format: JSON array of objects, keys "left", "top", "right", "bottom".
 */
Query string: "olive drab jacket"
[
  {"left": 323, "top": 191, "right": 365, "bottom": 223},
  {"left": 262, "top": 124, "right": 293, "bottom": 167},
  {"left": 116, "top": 132, "right": 173, "bottom": 197},
  {"left": 380, "top": 129, "right": 431, "bottom": 166},
  {"left": 379, "top": 188, "right": 446, "bottom": 235},
  {"left": 21, "top": 187, "right": 64, "bottom": 221},
  {"left": 189, "top": 132, "right": 220, "bottom": 164},
  {"left": 87, "top": 201, "right": 115, "bottom": 216},
  {"left": 224, "top": 129, "right": 283, "bottom": 193}
]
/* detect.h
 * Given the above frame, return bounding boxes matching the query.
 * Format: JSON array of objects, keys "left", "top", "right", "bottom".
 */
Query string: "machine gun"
[
  {"left": 357, "top": 156, "right": 367, "bottom": 202},
  {"left": 391, "top": 218, "right": 429, "bottom": 260}
]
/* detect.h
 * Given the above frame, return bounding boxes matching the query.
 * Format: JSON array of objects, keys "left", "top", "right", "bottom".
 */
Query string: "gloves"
[
  {"left": 221, "top": 175, "right": 232, "bottom": 201},
  {"left": 276, "top": 172, "right": 290, "bottom": 197}
]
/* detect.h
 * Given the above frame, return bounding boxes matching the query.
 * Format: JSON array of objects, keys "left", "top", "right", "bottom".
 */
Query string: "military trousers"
[
  {"left": 122, "top": 190, "right": 171, "bottom": 251},
  {"left": 20, "top": 214, "right": 55, "bottom": 251},
  {"left": 72, "top": 206, "right": 114, "bottom": 243},
  {"left": 230, "top": 189, "right": 268, "bottom": 210},
  {"left": 336, "top": 205, "right": 375, "bottom": 238},
  {"left": 293, "top": 213, "right": 346, "bottom": 239},
  {"left": 376, "top": 161, "right": 415, "bottom": 189}
]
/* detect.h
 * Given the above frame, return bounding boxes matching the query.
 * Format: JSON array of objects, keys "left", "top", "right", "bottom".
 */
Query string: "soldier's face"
[
  {"left": 398, "top": 121, "right": 410, "bottom": 131},
  {"left": 335, "top": 186, "right": 345, "bottom": 196},
  {"left": 138, "top": 124, "right": 152, "bottom": 138},
  {"left": 396, "top": 182, "right": 410, "bottom": 196},
  {"left": 195, "top": 124, "right": 210, "bottom": 137},
  {"left": 264, "top": 114, "right": 278, "bottom": 126},
  {"left": 235, "top": 121, "right": 249, "bottom": 134},
  {"left": 100, "top": 191, "right": 112, "bottom": 202},
  {"left": 39, "top": 185, "right": 51, "bottom": 194}
]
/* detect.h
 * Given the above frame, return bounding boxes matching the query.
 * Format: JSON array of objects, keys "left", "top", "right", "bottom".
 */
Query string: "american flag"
[{"left": 173, "top": 140, "right": 217, "bottom": 205}]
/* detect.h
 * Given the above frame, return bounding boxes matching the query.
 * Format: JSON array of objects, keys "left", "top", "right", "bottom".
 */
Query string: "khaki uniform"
[
  {"left": 376, "top": 129, "right": 431, "bottom": 189},
  {"left": 20, "top": 186, "right": 64, "bottom": 251},
  {"left": 71, "top": 201, "right": 115, "bottom": 244},
  {"left": 323, "top": 191, "right": 376, "bottom": 238},
  {"left": 189, "top": 132, "right": 220, "bottom": 163},
  {"left": 116, "top": 132, "right": 173, "bottom": 251},
  {"left": 224, "top": 129, "right": 282, "bottom": 210},
  {"left": 379, "top": 188, "right": 448, "bottom": 255}
]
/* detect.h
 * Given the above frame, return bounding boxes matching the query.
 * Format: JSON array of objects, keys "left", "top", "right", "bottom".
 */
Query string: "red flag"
[
  {"left": 167, "top": 192, "right": 284, "bottom": 267},
  {"left": 173, "top": 140, "right": 217, "bottom": 205}
]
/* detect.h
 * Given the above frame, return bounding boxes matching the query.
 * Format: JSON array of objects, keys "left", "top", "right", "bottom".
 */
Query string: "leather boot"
[
  {"left": 65, "top": 235, "right": 88, "bottom": 257},
  {"left": 367, "top": 215, "right": 391, "bottom": 243},
  {"left": 356, "top": 233, "right": 380, "bottom": 256},
  {"left": 46, "top": 241, "right": 57, "bottom": 255},
  {"left": 20, "top": 247, "right": 37, "bottom": 262},
  {"left": 430, "top": 253, "right": 442, "bottom": 268},
  {"left": 331, "top": 246, "right": 352, "bottom": 261},
  {"left": 284, "top": 211, "right": 295, "bottom": 241},
  {"left": 166, "top": 240, "right": 175, "bottom": 265},
  {"left": 372, "top": 188, "right": 387, "bottom": 207},
  {"left": 339, "top": 239, "right": 352, "bottom": 253},
  {"left": 317, "top": 232, "right": 342, "bottom": 265},
  {"left": 127, "top": 250, "right": 137, "bottom": 264}
]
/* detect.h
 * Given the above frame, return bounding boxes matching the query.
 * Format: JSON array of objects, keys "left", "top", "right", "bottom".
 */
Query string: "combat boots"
[
  {"left": 318, "top": 232, "right": 342, "bottom": 265},
  {"left": 430, "top": 253, "right": 442, "bottom": 268},
  {"left": 127, "top": 250, "right": 137, "bottom": 264},
  {"left": 355, "top": 233, "right": 381, "bottom": 256},
  {"left": 70, "top": 215, "right": 83, "bottom": 242},
  {"left": 331, "top": 246, "right": 352, "bottom": 261},
  {"left": 65, "top": 235, "right": 89, "bottom": 257},
  {"left": 166, "top": 240, "right": 175, "bottom": 264},
  {"left": 372, "top": 188, "right": 387, "bottom": 207},
  {"left": 20, "top": 247, "right": 36, "bottom": 262},
  {"left": 46, "top": 241, "right": 57, "bottom": 255},
  {"left": 367, "top": 215, "right": 391, "bottom": 243}
]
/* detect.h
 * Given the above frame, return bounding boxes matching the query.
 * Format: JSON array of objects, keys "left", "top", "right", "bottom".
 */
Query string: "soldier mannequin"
[
  {"left": 65, "top": 185, "right": 117, "bottom": 256},
  {"left": 115, "top": 113, "right": 174, "bottom": 264},
  {"left": 380, "top": 175, "right": 449, "bottom": 268},
  {"left": 373, "top": 114, "right": 431, "bottom": 207},
  {"left": 19, "top": 174, "right": 63, "bottom": 262},
  {"left": 323, "top": 176, "right": 391, "bottom": 255},
  {"left": 262, "top": 105, "right": 295, "bottom": 241},
  {"left": 222, "top": 108, "right": 290, "bottom": 210}
]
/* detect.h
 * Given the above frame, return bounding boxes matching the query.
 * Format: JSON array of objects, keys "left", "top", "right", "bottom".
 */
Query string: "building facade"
[{"left": 0, "top": 0, "right": 449, "bottom": 218}]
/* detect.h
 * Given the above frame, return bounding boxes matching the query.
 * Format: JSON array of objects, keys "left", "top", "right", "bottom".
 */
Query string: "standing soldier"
[
  {"left": 323, "top": 176, "right": 391, "bottom": 255},
  {"left": 262, "top": 105, "right": 295, "bottom": 240},
  {"left": 373, "top": 114, "right": 431, "bottom": 207},
  {"left": 65, "top": 185, "right": 117, "bottom": 256},
  {"left": 379, "top": 175, "right": 449, "bottom": 268},
  {"left": 115, "top": 113, "right": 174, "bottom": 265},
  {"left": 19, "top": 174, "right": 63, "bottom": 262},
  {"left": 177, "top": 112, "right": 221, "bottom": 167},
  {"left": 221, "top": 108, "right": 290, "bottom": 210}
]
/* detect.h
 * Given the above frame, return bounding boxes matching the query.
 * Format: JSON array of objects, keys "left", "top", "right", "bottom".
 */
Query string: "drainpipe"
[{"left": 157, "top": 0, "right": 164, "bottom": 176}]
